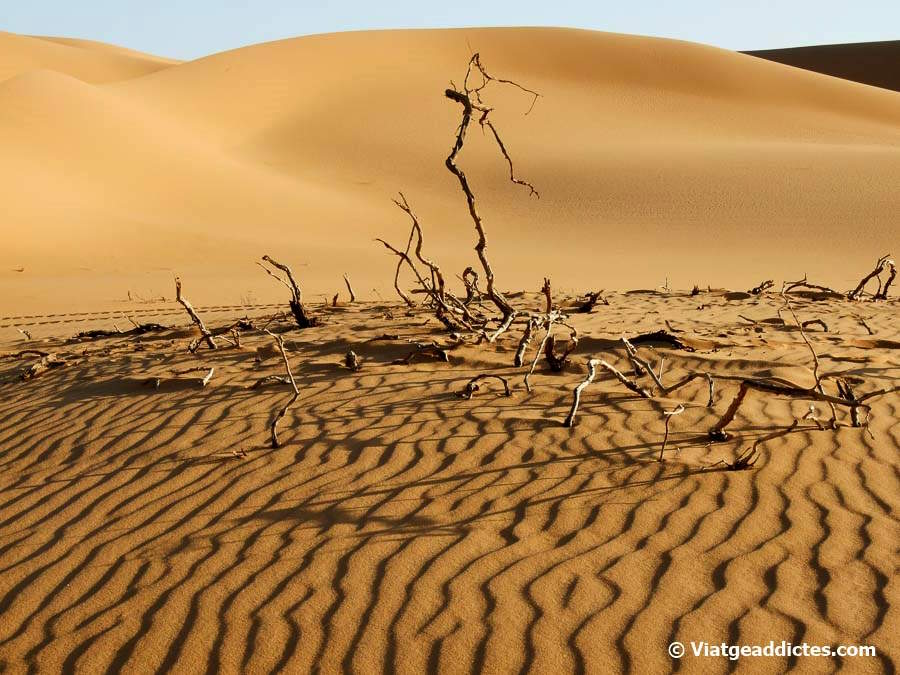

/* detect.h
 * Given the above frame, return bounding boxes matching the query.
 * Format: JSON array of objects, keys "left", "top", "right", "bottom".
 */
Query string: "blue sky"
[{"left": 5, "top": 0, "right": 899, "bottom": 60}]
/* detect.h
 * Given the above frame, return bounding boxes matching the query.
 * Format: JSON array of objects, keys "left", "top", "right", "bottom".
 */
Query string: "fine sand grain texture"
[
  {"left": 0, "top": 288, "right": 898, "bottom": 673},
  {"left": 1, "top": 28, "right": 899, "bottom": 318}
]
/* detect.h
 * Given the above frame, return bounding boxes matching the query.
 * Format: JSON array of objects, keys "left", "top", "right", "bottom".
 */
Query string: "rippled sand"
[{"left": 1, "top": 289, "right": 897, "bottom": 673}]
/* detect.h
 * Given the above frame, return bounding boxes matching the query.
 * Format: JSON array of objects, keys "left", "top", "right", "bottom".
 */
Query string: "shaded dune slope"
[{"left": 745, "top": 40, "right": 900, "bottom": 93}]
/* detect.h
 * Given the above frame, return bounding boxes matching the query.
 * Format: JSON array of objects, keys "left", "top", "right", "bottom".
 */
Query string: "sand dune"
[
  {"left": 745, "top": 40, "right": 900, "bottom": 93},
  {"left": 0, "top": 31, "right": 177, "bottom": 83},
  {"left": 1, "top": 28, "right": 899, "bottom": 319},
  {"left": 1, "top": 291, "right": 897, "bottom": 672},
  {"left": 1, "top": 27, "right": 898, "bottom": 673}
]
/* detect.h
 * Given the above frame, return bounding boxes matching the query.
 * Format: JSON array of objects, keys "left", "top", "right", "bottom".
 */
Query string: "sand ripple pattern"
[{"left": 0, "top": 293, "right": 897, "bottom": 674}]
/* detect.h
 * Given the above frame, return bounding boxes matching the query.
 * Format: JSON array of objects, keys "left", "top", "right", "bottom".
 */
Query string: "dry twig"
[
  {"left": 175, "top": 277, "right": 216, "bottom": 352},
  {"left": 264, "top": 329, "right": 300, "bottom": 448},
  {"left": 458, "top": 374, "right": 511, "bottom": 399}
]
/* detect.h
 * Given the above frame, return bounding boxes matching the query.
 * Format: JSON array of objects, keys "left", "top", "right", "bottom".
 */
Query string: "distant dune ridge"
[
  {"left": 0, "top": 28, "right": 899, "bottom": 316},
  {"left": 745, "top": 40, "right": 900, "bottom": 93}
]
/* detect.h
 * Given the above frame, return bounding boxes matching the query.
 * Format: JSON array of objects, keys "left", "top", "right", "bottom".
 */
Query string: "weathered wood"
[
  {"left": 628, "top": 330, "right": 695, "bottom": 352},
  {"left": 458, "top": 374, "right": 511, "bottom": 399},
  {"left": 175, "top": 277, "right": 216, "bottom": 351},
  {"left": 597, "top": 359, "right": 653, "bottom": 399},
  {"left": 19, "top": 354, "right": 66, "bottom": 381},
  {"left": 659, "top": 404, "right": 685, "bottom": 461},
  {"left": 514, "top": 317, "right": 537, "bottom": 367},
  {"left": 444, "top": 54, "right": 539, "bottom": 325},
  {"left": 748, "top": 280, "right": 774, "bottom": 295},
  {"left": 849, "top": 254, "right": 895, "bottom": 301},
  {"left": 563, "top": 358, "right": 599, "bottom": 427},
  {"left": 343, "top": 274, "right": 356, "bottom": 302},
  {"left": 264, "top": 330, "right": 301, "bottom": 448},
  {"left": 392, "top": 342, "right": 450, "bottom": 365},
  {"left": 260, "top": 255, "right": 315, "bottom": 328},
  {"left": 577, "top": 291, "right": 608, "bottom": 313},
  {"left": 345, "top": 350, "right": 361, "bottom": 371}
]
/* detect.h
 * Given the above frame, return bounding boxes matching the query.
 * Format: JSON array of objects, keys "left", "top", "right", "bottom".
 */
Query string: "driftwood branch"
[
  {"left": 577, "top": 291, "right": 608, "bottom": 313},
  {"left": 563, "top": 358, "right": 599, "bottom": 427},
  {"left": 250, "top": 375, "right": 291, "bottom": 390},
  {"left": 597, "top": 360, "right": 653, "bottom": 399},
  {"left": 457, "top": 374, "right": 511, "bottom": 399},
  {"left": 260, "top": 255, "right": 315, "bottom": 328},
  {"left": 19, "top": 354, "right": 66, "bottom": 381},
  {"left": 659, "top": 404, "right": 685, "bottom": 461},
  {"left": 514, "top": 317, "right": 537, "bottom": 367},
  {"left": 748, "top": 279, "right": 774, "bottom": 295},
  {"left": 849, "top": 254, "right": 895, "bottom": 301},
  {"left": 708, "top": 379, "right": 869, "bottom": 441},
  {"left": 544, "top": 329, "right": 577, "bottom": 372},
  {"left": 345, "top": 350, "right": 361, "bottom": 371},
  {"left": 343, "top": 274, "right": 356, "bottom": 302},
  {"left": 541, "top": 278, "right": 552, "bottom": 314},
  {"left": 264, "top": 330, "right": 300, "bottom": 448},
  {"left": 392, "top": 342, "right": 450, "bottom": 365},
  {"left": 783, "top": 275, "right": 841, "bottom": 297},
  {"left": 627, "top": 330, "right": 695, "bottom": 352},
  {"left": 175, "top": 277, "right": 216, "bottom": 351},
  {"left": 461, "top": 266, "right": 481, "bottom": 304}
]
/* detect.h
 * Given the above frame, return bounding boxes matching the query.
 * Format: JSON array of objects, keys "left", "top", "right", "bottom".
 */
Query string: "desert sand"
[
  {"left": 1, "top": 28, "right": 899, "bottom": 318},
  {"left": 1, "top": 26, "right": 899, "bottom": 675}
]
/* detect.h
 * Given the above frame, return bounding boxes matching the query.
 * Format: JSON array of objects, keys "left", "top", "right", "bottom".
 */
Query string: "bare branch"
[
  {"left": 343, "top": 274, "right": 356, "bottom": 302},
  {"left": 260, "top": 255, "right": 315, "bottom": 328},
  {"left": 659, "top": 404, "right": 685, "bottom": 461},
  {"left": 457, "top": 374, "right": 511, "bottom": 399},
  {"left": 564, "top": 358, "right": 599, "bottom": 427},
  {"left": 175, "top": 277, "right": 216, "bottom": 351},
  {"left": 263, "top": 329, "right": 300, "bottom": 448}
]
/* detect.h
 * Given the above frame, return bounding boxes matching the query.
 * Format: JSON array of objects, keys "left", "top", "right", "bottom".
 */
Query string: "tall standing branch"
[{"left": 444, "top": 53, "right": 540, "bottom": 326}]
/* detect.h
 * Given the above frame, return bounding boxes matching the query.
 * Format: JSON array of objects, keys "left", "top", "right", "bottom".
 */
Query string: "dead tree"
[
  {"left": 541, "top": 278, "right": 552, "bottom": 313},
  {"left": 544, "top": 323, "right": 578, "bottom": 372},
  {"left": 175, "top": 277, "right": 216, "bottom": 352},
  {"left": 628, "top": 330, "right": 695, "bottom": 352},
  {"left": 443, "top": 53, "right": 539, "bottom": 332},
  {"left": 461, "top": 267, "right": 481, "bottom": 304},
  {"left": 659, "top": 404, "right": 685, "bottom": 461},
  {"left": 264, "top": 330, "right": 300, "bottom": 448},
  {"left": 19, "top": 354, "right": 66, "bottom": 381},
  {"left": 345, "top": 350, "right": 361, "bottom": 371},
  {"left": 748, "top": 280, "right": 774, "bottom": 295},
  {"left": 343, "top": 274, "right": 356, "bottom": 302},
  {"left": 378, "top": 193, "right": 478, "bottom": 331},
  {"left": 392, "top": 342, "right": 450, "bottom": 365},
  {"left": 597, "top": 359, "right": 653, "bottom": 399},
  {"left": 783, "top": 275, "right": 841, "bottom": 297},
  {"left": 577, "top": 291, "right": 608, "bottom": 313},
  {"left": 564, "top": 358, "right": 600, "bottom": 427},
  {"left": 848, "top": 254, "right": 895, "bottom": 301},
  {"left": 514, "top": 317, "right": 537, "bottom": 367},
  {"left": 458, "top": 374, "right": 511, "bottom": 399},
  {"left": 259, "top": 255, "right": 315, "bottom": 328},
  {"left": 563, "top": 354, "right": 653, "bottom": 426},
  {"left": 707, "top": 379, "right": 866, "bottom": 441}
]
